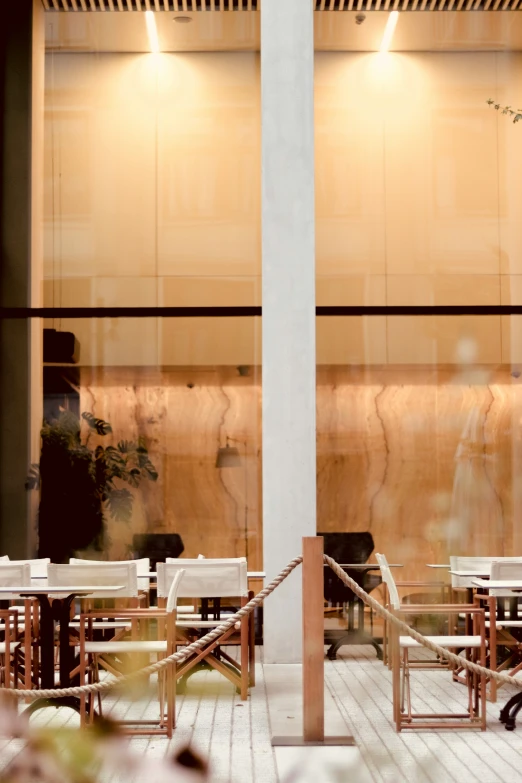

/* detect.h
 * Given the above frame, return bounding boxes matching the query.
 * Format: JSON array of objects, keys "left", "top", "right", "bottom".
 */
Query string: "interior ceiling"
[
  {"left": 40, "top": 0, "right": 522, "bottom": 10},
  {"left": 44, "top": 10, "right": 522, "bottom": 52}
]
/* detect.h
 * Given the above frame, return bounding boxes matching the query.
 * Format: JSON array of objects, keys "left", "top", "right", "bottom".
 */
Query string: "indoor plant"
[{"left": 27, "top": 411, "right": 158, "bottom": 562}]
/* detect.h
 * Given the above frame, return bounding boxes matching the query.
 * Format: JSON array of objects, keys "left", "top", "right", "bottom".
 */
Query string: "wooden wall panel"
[
  {"left": 80, "top": 366, "right": 262, "bottom": 569},
  {"left": 80, "top": 365, "right": 522, "bottom": 582}
]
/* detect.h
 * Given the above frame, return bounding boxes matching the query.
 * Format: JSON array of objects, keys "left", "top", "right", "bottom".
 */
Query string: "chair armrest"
[
  {"left": 396, "top": 581, "right": 446, "bottom": 587},
  {"left": 80, "top": 609, "right": 169, "bottom": 620},
  {"left": 473, "top": 594, "right": 495, "bottom": 604},
  {"left": 397, "top": 604, "right": 484, "bottom": 615}
]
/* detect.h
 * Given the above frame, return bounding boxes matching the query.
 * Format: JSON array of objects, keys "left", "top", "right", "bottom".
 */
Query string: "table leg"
[
  {"left": 57, "top": 596, "right": 76, "bottom": 688},
  {"left": 34, "top": 595, "right": 55, "bottom": 689}
]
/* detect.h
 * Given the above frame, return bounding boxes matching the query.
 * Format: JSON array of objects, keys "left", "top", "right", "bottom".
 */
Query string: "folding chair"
[
  {"left": 79, "top": 569, "right": 185, "bottom": 737},
  {"left": 158, "top": 558, "right": 250, "bottom": 699},
  {"left": 377, "top": 553, "right": 487, "bottom": 731},
  {"left": 0, "top": 564, "right": 31, "bottom": 688}
]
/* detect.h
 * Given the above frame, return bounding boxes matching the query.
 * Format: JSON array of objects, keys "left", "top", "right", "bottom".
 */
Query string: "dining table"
[
  {"left": 468, "top": 577, "right": 522, "bottom": 731},
  {"left": 323, "top": 563, "right": 404, "bottom": 660},
  {"left": 0, "top": 584, "right": 124, "bottom": 718}
]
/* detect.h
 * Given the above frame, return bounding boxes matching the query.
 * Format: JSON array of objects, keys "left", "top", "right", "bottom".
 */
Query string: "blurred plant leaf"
[
  {"left": 82, "top": 411, "right": 113, "bottom": 436},
  {"left": 106, "top": 487, "right": 133, "bottom": 522}
]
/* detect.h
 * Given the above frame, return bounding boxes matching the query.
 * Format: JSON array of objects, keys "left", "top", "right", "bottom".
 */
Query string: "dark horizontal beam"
[{"left": 1, "top": 305, "right": 522, "bottom": 318}]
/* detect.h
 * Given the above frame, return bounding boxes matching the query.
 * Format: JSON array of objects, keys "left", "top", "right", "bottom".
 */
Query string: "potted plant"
[{"left": 27, "top": 411, "right": 158, "bottom": 563}]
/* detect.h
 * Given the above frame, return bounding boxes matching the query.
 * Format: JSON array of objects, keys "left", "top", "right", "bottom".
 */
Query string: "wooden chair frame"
[
  {"left": 390, "top": 604, "right": 487, "bottom": 732},
  {"left": 79, "top": 606, "right": 177, "bottom": 738}
]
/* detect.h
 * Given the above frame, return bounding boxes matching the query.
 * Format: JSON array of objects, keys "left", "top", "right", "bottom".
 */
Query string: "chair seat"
[
  {"left": 69, "top": 621, "right": 132, "bottom": 630},
  {"left": 0, "top": 642, "right": 20, "bottom": 653},
  {"left": 497, "top": 621, "right": 522, "bottom": 628},
  {"left": 85, "top": 640, "right": 167, "bottom": 654},
  {"left": 177, "top": 619, "right": 241, "bottom": 630},
  {"left": 399, "top": 635, "right": 482, "bottom": 649}
]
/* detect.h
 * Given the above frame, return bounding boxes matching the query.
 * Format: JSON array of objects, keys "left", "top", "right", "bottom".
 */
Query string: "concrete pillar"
[
  {"left": 0, "top": 0, "right": 44, "bottom": 557},
  {"left": 261, "top": 0, "right": 316, "bottom": 663}
]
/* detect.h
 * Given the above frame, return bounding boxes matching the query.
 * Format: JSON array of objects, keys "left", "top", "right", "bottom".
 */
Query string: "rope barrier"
[
  {"left": 2, "top": 554, "right": 522, "bottom": 701},
  {"left": 324, "top": 555, "right": 522, "bottom": 691},
  {"left": 0, "top": 557, "right": 303, "bottom": 700}
]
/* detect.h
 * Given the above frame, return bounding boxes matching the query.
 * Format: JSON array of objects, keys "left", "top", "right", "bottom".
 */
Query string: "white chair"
[
  {"left": 9, "top": 558, "right": 50, "bottom": 579},
  {"left": 70, "top": 557, "right": 150, "bottom": 575},
  {"left": 450, "top": 556, "right": 522, "bottom": 596},
  {"left": 70, "top": 557, "right": 151, "bottom": 603},
  {"left": 79, "top": 569, "right": 185, "bottom": 738},
  {"left": 0, "top": 564, "right": 31, "bottom": 688},
  {"left": 49, "top": 562, "right": 139, "bottom": 627},
  {"left": 158, "top": 558, "right": 251, "bottom": 698},
  {"left": 377, "top": 553, "right": 486, "bottom": 731},
  {"left": 474, "top": 560, "right": 522, "bottom": 702},
  {"left": 48, "top": 562, "right": 139, "bottom": 599}
]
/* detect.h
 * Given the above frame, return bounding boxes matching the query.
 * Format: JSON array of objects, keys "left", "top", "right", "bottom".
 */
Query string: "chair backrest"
[
  {"left": 319, "top": 532, "right": 375, "bottom": 564},
  {"left": 449, "top": 556, "right": 522, "bottom": 588},
  {"left": 159, "top": 558, "right": 248, "bottom": 599},
  {"left": 375, "top": 553, "right": 400, "bottom": 611},
  {"left": 132, "top": 534, "right": 184, "bottom": 569},
  {"left": 9, "top": 558, "right": 50, "bottom": 578},
  {"left": 0, "top": 556, "right": 9, "bottom": 561},
  {"left": 166, "top": 569, "right": 185, "bottom": 613},
  {"left": 0, "top": 563, "right": 31, "bottom": 600},
  {"left": 489, "top": 561, "right": 522, "bottom": 597},
  {"left": 449, "top": 556, "right": 495, "bottom": 588},
  {"left": 48, "top": 562, "right": 138, "bottom": 598},
  {"left": 320, "top": 532, "right": 377, "bottom": 605},
  {"left": 70, "top": 557, "right": 150, "bottom": 576}
]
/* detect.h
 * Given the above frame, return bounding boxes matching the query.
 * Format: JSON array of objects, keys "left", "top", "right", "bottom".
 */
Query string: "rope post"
[
  {"left": 303, "top": 535, "right": 325, "bottom": 741},
  {"left": 272, "top": 538, "right": 355, "bottom": 747}
]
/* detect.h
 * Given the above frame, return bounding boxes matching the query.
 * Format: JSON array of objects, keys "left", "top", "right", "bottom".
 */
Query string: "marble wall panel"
[
  {"left": 76, "top": 365, "right": 522, "bottom": 584},
  {"left": 79, "top": 367, "right": 262, "bottom": 568}
]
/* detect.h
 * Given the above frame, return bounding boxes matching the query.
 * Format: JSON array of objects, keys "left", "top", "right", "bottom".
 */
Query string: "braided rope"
[
  {"left": 1, "top": 557, "right": 303, "bottom": 700},
  {"left": 324, "top": 555, "right": 522, "bottom": 690},
  {"left": 2, "top": 553, "right": 522, "bottom": 701}
]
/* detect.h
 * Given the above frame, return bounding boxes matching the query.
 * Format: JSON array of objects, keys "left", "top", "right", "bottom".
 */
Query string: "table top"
[
  {"left": 0, "top": 585, "right": 125, "bottom": 595},
  {"left": 323, "top": 563, "right": 403, "bottom": 569},
  {"left": 426, "top": 564, "right": 451, "bottom": 568},
  {"left": 449, "top": 570, "right": 491, "bottom": 578},
  {"left": 471, "top": 578, "right": 522, "bottom": 590}
]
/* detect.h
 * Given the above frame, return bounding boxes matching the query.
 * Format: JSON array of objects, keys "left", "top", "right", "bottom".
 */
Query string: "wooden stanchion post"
[
  {"left": 271, "top": 536, "right": 355, "bottom": 747},
  {"left": 303, "top": 535, "right": 325, "bottom": 741}
]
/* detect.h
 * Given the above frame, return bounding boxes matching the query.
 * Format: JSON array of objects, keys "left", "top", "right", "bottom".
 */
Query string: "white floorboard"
[{"left": 2, "top": 645, "right": 522, "bottom": 782}]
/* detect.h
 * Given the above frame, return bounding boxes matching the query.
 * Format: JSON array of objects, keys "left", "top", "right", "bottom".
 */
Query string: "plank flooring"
[{"left": 2, "top": 646, "right": 522, "bottom": 782}]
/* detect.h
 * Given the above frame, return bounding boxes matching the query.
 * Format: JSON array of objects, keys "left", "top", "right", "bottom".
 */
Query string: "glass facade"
[
  {"left": 36, "top": 13, "right": 262, "bottom": 563},
  {"left": 3, "top": 7, "right": 522, "bottom": 584}
]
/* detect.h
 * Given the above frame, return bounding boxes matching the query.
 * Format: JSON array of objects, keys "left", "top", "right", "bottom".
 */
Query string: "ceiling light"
[
  {"left": 173, "top": 16, "right": 193, "bottom": 23},
  {"left": 145, "top": 11, "right": 160, "bottom": 54},
  {"left": 379, "top": 11, "right": 399, "bottom": 53}
]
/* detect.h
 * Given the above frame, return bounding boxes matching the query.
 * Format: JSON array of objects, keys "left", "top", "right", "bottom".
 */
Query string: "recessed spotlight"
[{"left": 173, "top": 16, "right": 192, "bottom": 23}]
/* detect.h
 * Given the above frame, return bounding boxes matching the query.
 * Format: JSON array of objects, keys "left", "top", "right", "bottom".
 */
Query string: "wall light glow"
[
  {"left": 379, "top": 11, "right": 399, "bottom": 53},
  {"left": 145, "top": 11, "right": 160, "bottom": 54}
]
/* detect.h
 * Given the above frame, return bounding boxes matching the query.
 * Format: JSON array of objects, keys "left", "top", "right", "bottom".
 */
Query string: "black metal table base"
[
  {"left": 325, "top": 629, "right": 383, "bottom": 661},
  {"left": 23, "top": 696, "right": 85, "bottom": 718},
  {"left": 18, "top": 590, "right": 99, "bottom": 720},
  {"left": 499, "top": 693, "right": 522, "bottom": 730}
]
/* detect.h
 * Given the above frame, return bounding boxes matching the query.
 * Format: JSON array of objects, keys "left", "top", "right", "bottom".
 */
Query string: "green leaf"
[
  {"left": 106, "top": 488, "right": 133, "bottom": 522},
  {"left": 82, "top": 412, "right": 112, "bottom": 436}
]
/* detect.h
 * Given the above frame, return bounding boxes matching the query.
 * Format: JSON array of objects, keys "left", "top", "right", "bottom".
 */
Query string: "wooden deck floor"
[{"left": 2, "top": 646, "right": 522, "bottom": 782}]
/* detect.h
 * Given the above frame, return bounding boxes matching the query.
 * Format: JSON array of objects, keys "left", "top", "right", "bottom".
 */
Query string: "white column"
[{"left": 261, "top": 0, "right": 316, "bottom": 663}]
